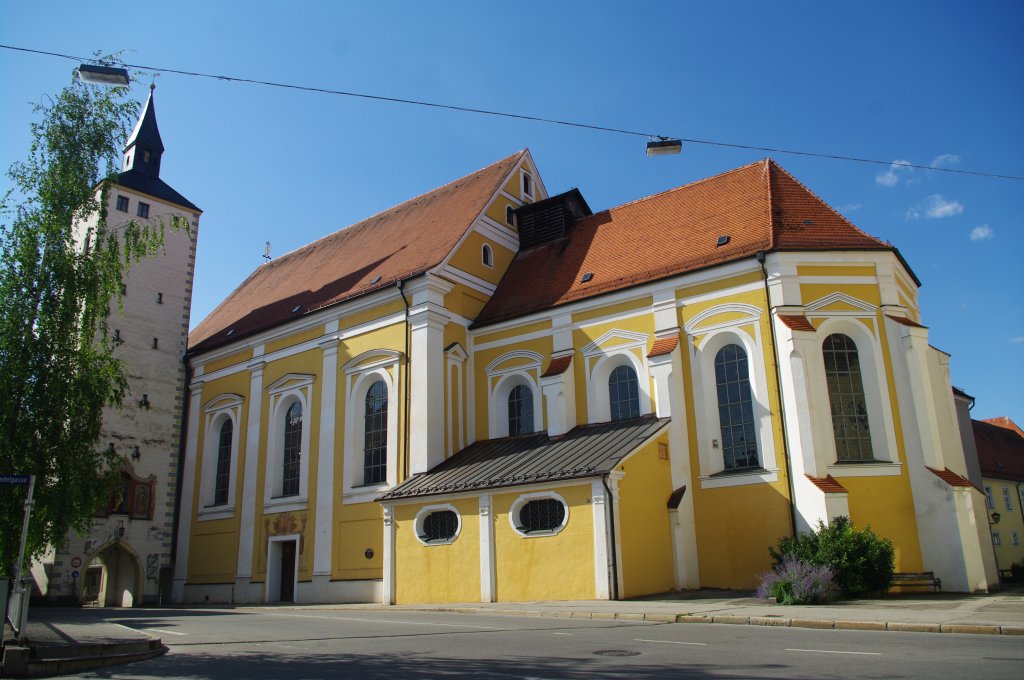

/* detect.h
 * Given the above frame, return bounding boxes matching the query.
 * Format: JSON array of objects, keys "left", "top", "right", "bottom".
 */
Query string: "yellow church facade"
[{"left": 173, "top": 151, "right": 993, "bottom": 605}]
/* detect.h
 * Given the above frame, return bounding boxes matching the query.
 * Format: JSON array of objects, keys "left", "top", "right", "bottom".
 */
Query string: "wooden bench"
[{"left": 890, "top": 571, "right": 941, "bottom": 592}]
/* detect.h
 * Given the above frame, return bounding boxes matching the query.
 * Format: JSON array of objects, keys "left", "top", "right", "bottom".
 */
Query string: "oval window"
[
  {"left": 420, "top": 509, "right": 459, "bottom": 543},
  {"left": 517, "top": 498, "right": 566, "bottom": 534}
]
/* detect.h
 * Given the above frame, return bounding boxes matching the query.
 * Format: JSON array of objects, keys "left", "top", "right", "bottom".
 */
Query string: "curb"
[{"left": 412, "top": 606, "right": 1020, "bottom": 636}]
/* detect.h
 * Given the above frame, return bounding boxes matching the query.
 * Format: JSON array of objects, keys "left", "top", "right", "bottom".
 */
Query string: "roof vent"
[
  {"left": 515, "top": 189, "right": 592, "bottom": 250},
  {"left": 581, "top": 272, "right": 594, "bottom": 283},
  {"left": 291, "top": 305, "right": 301, "bottom": 313},
  {"left": 370, "top": 275, "right": 382, "bottom": 285},
  {"left": 803, "top": 219, "right": 815, "bottom": 226},
  {"left": 225, "top": 329, "right": 235, "bottom": 336},
  {"left": 716, "top": 235, "right": 730, "bottom": 247}
]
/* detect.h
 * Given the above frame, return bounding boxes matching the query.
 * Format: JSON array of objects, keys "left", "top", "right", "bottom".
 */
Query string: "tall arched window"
[
  {"left": 714, "top": 344, "right": 758, "bottom": 470},
  {"left": 608, "top": 364, "right": 640, "bottom": 421},
  {"left": 214, "top": 419, "right": 233, "bottom": 506},
  {"left": 281, "top": 402, "right": 302, "bottom": 496},
  {"left": 823, "top": 333, "right": 873, "bottom": 462},
  {"left": 482, "top": 244, "right": 493, "bottom": 267},
  {"left": 363, "top": 380, "right": 388, "bottom": 484},
  {"left": 508, "top": 384, "right": 534, "bottom": 435}
]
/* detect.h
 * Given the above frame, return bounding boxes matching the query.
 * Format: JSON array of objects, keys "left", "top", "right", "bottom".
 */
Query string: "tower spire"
[{"left": 122, "top": 86, "right": 164, "bottom": 178}]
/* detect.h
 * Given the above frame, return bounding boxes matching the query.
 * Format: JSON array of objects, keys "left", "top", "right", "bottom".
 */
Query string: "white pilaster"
[
  {"left": 895, "top": 322, "right": 943, "bottom": 470},
  {"left": 171, "top": 378, "right": 203, "bottom": 603},
  {"left": 382, "top": 504, "right": 396, "bottom": 604},
  {"left": 479, "top": 494, "right": 495, "bottom": 602},
  {"left": 235, "top": 356, "right": 264, "bottom": 596},
  {"left": 409, "top": 306, "right": 447, "bottom": 475},
  {"left": 312, "top": 339, "right": 339, "bottom": 579},
  {"left": 607, "top": 472, "right": 625, "bottom": 597},
  {"left": 591, "top": 480, "right": 611, "bottom": 599}
]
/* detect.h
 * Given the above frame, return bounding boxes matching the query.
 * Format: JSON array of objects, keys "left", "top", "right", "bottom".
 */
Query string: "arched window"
[
  {"left": 281, "top": 402, "right": 302, "bottom": 496},
  {"left": 508, "top": 384, "right": 534, "bottom": 435},
  {"left": 714, "top": 344, "right": 758, "bottom": 470},
  {"left": 214, "top": 419, "right": 233, "bottom": 506},
  {"left": 363, "top": 380, "right": 388, "bottom": 484},
  {"left": 482, "top": 244, "right": 493, "bottom": 267},
  {"left": 823, "top": 333, "right": 873, "bottom": 462},
  {"left": 608, "top": 365, "right": 640, "bottom": 421}
]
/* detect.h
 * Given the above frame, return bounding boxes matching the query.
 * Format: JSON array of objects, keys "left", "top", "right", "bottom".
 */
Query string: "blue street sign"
[
  {"left": 0, "top": 474, "right": 31, "bottom": 486},
  {"left": 71, "top": 570, "right": 80, "bottom": 579}
]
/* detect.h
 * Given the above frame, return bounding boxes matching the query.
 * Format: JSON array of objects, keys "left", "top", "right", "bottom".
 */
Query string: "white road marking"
[
  {"left": 786, "top": 648, "right": 881, "bottom": 656},
  {"left": 149, "top": 628, "right": 189, "bottom": 636},
  {"left": 113, "top": 623, "right": 157, "bottom": 639},
  {"left": 267, "top": 613, "right": 505, "bottom": 630},
  {"left": 635, "top": 638, "right": 707, "bottom": 646},
  {"left": 552, "top": 632, "right": 574, "bottom": 636}
]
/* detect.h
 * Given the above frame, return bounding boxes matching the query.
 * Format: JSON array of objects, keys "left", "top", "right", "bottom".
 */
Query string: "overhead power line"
[{"left": 2, "top": 43, "right": 1022, "bottom": 182}]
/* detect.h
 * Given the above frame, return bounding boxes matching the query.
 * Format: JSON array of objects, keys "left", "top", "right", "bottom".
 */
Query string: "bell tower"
[{"left": 122, "top": 84, "right": 165, "bottom": 177}]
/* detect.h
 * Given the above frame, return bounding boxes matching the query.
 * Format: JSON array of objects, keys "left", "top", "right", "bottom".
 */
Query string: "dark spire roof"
[{"left": 124, "top": 85, "right": 164, "bottom": 153}]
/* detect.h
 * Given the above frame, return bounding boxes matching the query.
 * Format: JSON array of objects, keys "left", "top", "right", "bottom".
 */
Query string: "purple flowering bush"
[{"left": 756, "top": 556, "right": 840, "bottom": 605}]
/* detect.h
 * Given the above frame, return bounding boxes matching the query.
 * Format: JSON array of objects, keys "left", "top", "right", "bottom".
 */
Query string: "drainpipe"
[
  {"left": 397, "top": 280, "right": 411, "bottom": 482},
  {"left": 757, "top": 252, "right": 798, "bottom": 539},
  {"left": 602, "top": 477, "right": 619, "bottom": 600}
]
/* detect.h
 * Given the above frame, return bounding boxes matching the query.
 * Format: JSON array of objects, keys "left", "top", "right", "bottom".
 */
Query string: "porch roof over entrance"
[{"left": 379, "top": 416, "right": 669, "bottom": 501}]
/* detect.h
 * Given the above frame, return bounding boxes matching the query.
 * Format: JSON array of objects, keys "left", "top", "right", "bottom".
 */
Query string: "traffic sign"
[
  {"left": 71, "top": 557, "right": 82, "bottom": 568},
  {"left": 0, "top": 474, "right": 31, "bottom": 486},
  {"left": 71, "top": 570, "right": 79, "bottom": 579}
]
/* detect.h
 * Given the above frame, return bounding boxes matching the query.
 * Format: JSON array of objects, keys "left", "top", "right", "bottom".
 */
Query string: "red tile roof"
[
  {"left": 779, "top": 315, "right": 816, "bottom": 332},
  {"left": 974, "top": 418, "right": 1024, "bottom": 482},
  {"left": 541, "top": 355, "right": 572, "bottom": 378},
  {"left": 926, "top": 466, "right": 975, "bottom": 488},
  {"left": 189, "top": 151, "right": 526, "bottom": 353},
  {"left": 805, "top": 474, "right": 847, "bottom": 494},
  {"left": 647, "top": 336, "right": 679, "bottom": 358},
  {"left": 475, "top": 159, "right": 895, "bottom": 327},
  {"left": 886, "top": 314, "right": 927, "bottom": 329}
]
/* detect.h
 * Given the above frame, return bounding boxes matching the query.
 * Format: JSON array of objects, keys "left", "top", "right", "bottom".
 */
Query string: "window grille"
[
  {"left": 823, "top": 334, "right": 874, "bottom": 461},
  {"left": 281, "top": 402, "right": 302, "bottom": 496},
  {"left": 518, "top": 498, "right": 565, "bottom": 534},
  {"left": 508, "top": 384, "right": 534, "bottom": 435},
  {"left": 421, "top": 510, "right": 458, "bottom": 542},
  {"left": 214, "top": 419, "right": 232, "bottom": 506},
  {"left": 608, "top": 364, "right": 640, "bottom": 421},
  {"left": 714, "top": 344, "right": 758, "bottom": 470},
  {"left": 363, "top": 380, "right": 388, "bottom": 484}
]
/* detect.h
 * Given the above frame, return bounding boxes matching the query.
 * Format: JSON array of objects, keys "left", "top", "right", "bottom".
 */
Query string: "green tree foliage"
[
  {"left": 770, "top": 516, "right": 896, "bottom": 597},
  {"left": 0, "top": 64, "right": 184, "bottom": 576}
]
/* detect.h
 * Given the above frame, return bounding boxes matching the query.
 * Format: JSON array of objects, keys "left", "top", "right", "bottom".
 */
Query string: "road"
[{"left": 71, "top": 607, "right": 1022, "bottom": 679}]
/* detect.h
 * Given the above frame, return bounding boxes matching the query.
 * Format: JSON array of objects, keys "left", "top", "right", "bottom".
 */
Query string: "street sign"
[
  {"left": 71, "top": 556, "right": 82, "bottom": 568},
  {"left": 71, "top": 570, "right": 80, "bottom": 579},
  {"left": 0, "top": 474, "right": 31, "bottom": 485}
]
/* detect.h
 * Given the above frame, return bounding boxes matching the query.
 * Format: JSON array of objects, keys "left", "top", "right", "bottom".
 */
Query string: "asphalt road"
[{"left": 74, "top": 607, "right": 1023, "bottom": 679}]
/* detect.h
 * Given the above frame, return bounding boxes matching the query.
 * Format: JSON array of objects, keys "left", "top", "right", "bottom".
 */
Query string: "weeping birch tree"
[{"left": 0, "top": 64, "right": 184, "bottom": 575}]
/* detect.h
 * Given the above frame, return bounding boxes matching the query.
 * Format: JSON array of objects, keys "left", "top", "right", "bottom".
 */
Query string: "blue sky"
[{"left": 2, "top": 1, "right": 1021, "bottom": 423}]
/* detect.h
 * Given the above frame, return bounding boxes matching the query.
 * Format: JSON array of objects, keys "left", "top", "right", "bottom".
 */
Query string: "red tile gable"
[
  {"left": 886, "top": 314, "right": 927, "bottom": 329},
  {"left": 973, "top": 418, "right": 1024, "bottom": 482},
  {"left": 189, "top": 151, "right": 526, "bottom": 352},
  {"left": 541, "top": 355, "right": 572, "bottom": 378},
  {"left": 476, "top": 159, "right": 896, "bottom": 327}
]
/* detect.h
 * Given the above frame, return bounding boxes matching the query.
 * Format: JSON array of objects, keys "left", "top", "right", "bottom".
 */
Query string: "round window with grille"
[
  {"left": 414, "top": 506, "right": 461, "bottom": 545},
  {"left": 513, "top": 496, "right": 567, "bottom": 536}
]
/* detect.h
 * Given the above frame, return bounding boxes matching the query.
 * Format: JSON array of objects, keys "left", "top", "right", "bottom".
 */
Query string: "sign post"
[{"left": 2, "top": 474, "right": 35, "bottom": 642}]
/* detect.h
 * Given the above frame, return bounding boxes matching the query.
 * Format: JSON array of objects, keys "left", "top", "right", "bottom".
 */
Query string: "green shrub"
[{"left": 770, "top": 516, "right": 895, "bottom": 597}]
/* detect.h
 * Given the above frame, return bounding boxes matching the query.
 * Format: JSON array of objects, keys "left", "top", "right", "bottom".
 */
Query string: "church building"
[{"left": 175, "top": 151, "right": 991, "bottom": 605}]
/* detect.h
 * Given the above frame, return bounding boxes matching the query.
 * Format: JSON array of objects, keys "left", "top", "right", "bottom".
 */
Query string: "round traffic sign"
[{"left": 71, "top": 556, "right": 82, "bottom": 568}]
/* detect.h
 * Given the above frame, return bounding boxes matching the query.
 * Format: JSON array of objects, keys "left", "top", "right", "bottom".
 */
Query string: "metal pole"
[{"left": 11, "top": 475, "right": 35, "bottom": 641}]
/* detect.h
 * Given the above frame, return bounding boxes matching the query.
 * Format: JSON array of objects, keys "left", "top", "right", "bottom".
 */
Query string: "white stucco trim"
[
  {"left": 486, "top": 350, "right": 543, "bottom": 438},
  {"left": 479, "top": 494, "right": 495, "bottom": 602},
  {"left": 197, "top": 393, "right": 244, "bottom": 520},
  {"left": 265, "top": 534, "right": 300, "bottom": 603}
]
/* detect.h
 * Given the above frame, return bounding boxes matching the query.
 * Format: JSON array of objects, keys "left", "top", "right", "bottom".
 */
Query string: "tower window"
[
  {"left": 143, "top": 150, "right": 151, "bottom": 164},
  {"left": 116, "top": 195, "right": 129, "bottom": 212},
  {"left": 152, "top": 337, "right": 159, "bottom": 349},
  {"left": 137, "top": 202, "right": 150, "bottom": 218},
  {"left": 156, "top": 292, "right": 163, "bottom": 304}
]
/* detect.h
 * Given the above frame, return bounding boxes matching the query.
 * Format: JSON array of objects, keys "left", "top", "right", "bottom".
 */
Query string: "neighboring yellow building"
[
  {"left": 173, "top": 152, "right": 993, "bottom": 605},
  {"left": 974, "top": 417, "right": 1024, "bottom": 575}
]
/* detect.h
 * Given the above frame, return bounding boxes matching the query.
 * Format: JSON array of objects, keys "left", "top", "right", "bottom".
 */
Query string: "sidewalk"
[
  {"left": 388, "top": 585, "right": 1024, "bottom": 635},
  {"left": 2, "top": 608, "right": 164, "bottom": 677}
]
